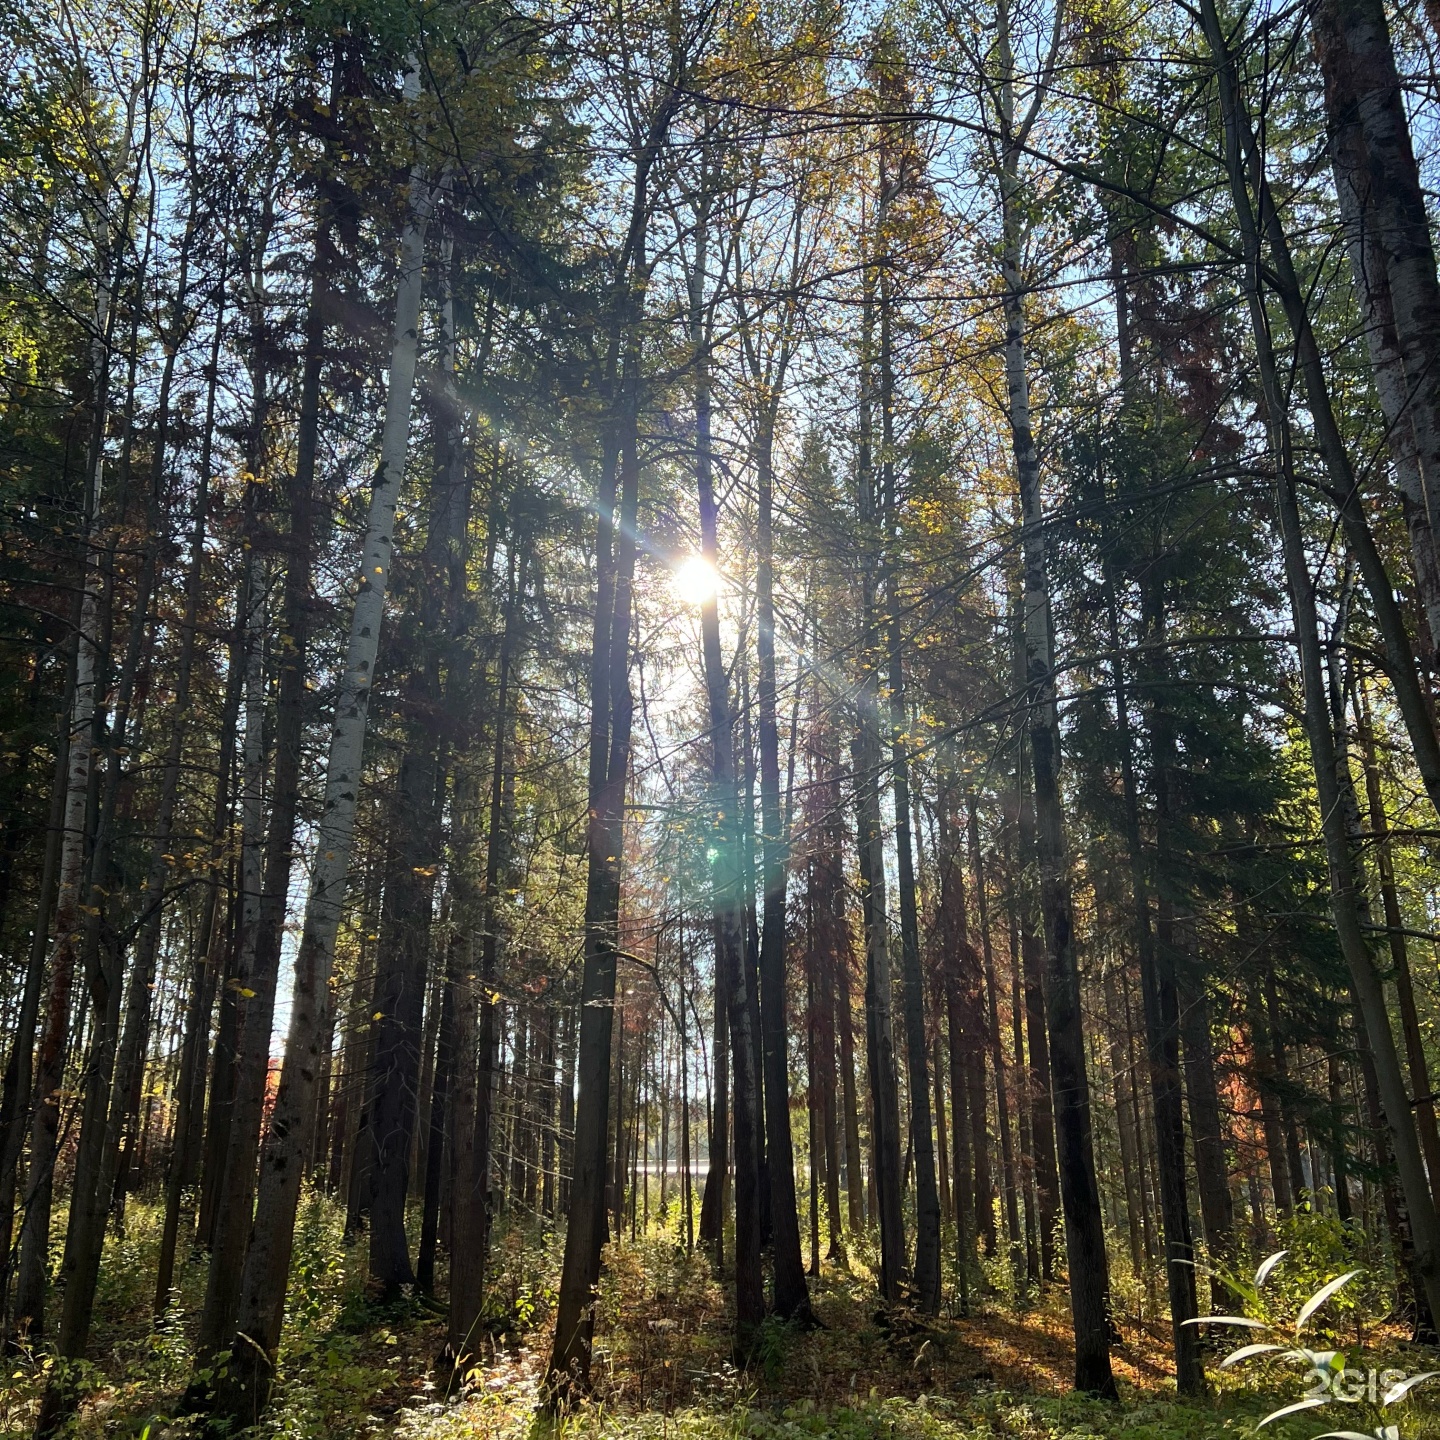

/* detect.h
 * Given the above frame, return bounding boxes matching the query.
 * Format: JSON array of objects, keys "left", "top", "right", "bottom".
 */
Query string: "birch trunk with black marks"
[
  {"left": 1310, "top": 0, "right": 1440, "bottom": 630},
  {"left": 208, "top": 132, "right": 435, "bottom": 1422}
]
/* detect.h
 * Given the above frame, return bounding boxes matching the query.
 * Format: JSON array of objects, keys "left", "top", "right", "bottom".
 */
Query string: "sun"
[{"left": 672, "top": 554, "right": 721, "bottom": 608}]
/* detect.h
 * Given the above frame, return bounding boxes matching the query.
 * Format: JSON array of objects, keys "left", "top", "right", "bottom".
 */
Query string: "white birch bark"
[
  {"left": 1329, "top": 152, "right": 1440, "bottom": 655},
  {"left": 221, "top": 76, "right": 438, "bottom": 1389}
]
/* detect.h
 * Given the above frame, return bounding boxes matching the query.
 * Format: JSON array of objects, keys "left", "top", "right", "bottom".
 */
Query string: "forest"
[{"left": 5, "top": 0, "right": 1440, "bottom": 1433}]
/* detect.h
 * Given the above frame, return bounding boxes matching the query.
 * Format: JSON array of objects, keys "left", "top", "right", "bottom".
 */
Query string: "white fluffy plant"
[{"left": 1184, "top": 1251, "right": 1438, "bottom": 1440}]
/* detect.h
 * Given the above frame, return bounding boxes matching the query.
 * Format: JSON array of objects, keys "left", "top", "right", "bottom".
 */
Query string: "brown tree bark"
[
  {"left": 1013, "top": 628, "right": 1059, "bottom": 1283},
  {"left": 1102, "top": 964, "right": 1148, "bottom": 1289},
  {"left": 1357, "top": 687, "right": 1440, "bottom": 1208},
  {"left": 1203, "top": 0, "right": 1440, "bottom": 1321},
  {"left": 1006, "top": 884, "right": 1039, "bottom": 1290},
  {"left": 854, "top": 246, "right": 906, "bottom": 1305},
  {"left": 1109, "top": 568, "right": 1202, "bottom": 1391},
  {"left": 193, "top": 255, "right": 322, "bottom": 1370},
  {"left": 970, "top": 800, "right": 1022, "bottom": 1288},
  {"left": 808, "top": 759, "right": 848, "bottom": 1262},
  {"left": 364, "top": 749, "right": 441, "bottom": 1292},
  {"left": 883, "top": 556, "right": 941, "bottom": 1310},
  {"left": 689, "top": 206, "right": 765, "bottom": 1340},
  {"left": 0, "top": 683, "right": 69, "bottom": 1325},
  {"left": 1006, "top": 266, "right": 1117, "bottom": 1397},
  {"left": 1178, "top": 967, "right": 1234, "bottom": 1262},
  {"left": 155, "top": 449, "right": 254, "bottom": 1314},
  {"left": 549, "top": 99, "right": 677, "bottom": 1383},
  {"left": 754, "top": 395, "right": 812, "bottom": 1320},
  {"left": 14, "top": 241, "right": 117, "bottom": 1343}
]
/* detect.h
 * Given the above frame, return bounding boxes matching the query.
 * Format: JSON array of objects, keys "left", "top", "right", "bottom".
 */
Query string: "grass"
[{"left": 4, "top": 1195, "right": 1438, "bottom": 1440}]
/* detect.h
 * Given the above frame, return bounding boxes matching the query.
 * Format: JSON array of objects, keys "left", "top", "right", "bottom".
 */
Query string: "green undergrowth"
[
  {"left": 397, "top": 1384, "right": 1440, "bottom": 1440},
  {"left": 4, "top": 1195, "right": 1440, "bottom": 1440}
]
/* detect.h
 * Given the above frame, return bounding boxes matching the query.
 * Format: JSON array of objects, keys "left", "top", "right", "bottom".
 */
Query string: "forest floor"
[{"left": 4, "top": 1195, "right": 1439, "bottom": 1440}]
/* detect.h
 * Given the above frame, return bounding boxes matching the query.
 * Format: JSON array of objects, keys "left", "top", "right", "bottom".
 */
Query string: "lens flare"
[{"left": 672, "top": 554, "right": 721, "bottom": 607}]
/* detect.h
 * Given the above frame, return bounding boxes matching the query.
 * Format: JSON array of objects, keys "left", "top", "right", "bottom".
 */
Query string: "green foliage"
[
  {"left": 754, "top": 1317, "right": 798, "bottom": 1384},
  {"left": 482, "top": 1221, "right": 564, "bottom": 1341},
  {"left": 283, "top": 1185, "right": 365, "bottom": 1347},
  {"left": 1193, "top": 1248, "right": 1439, "bottom": 1440},
  {"left": 1260, "top": 1216, "right": 1394, "bottom": 1344}
]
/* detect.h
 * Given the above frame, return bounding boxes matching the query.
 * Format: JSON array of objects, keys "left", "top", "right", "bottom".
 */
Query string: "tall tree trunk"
[
  {"left": 881, "top": 375, "right": 940, "bottom": 1309},
  {"left": 53, "top": 460, "right": 163, "bottom": 1364},
  {"left": 739, "top": 667, "right": 770, "bottom": 1250},
  {"left": 1013, "top": 738, "right": 1059, "bottom": 1283},
  {"left": 698, "top": 932, "right": 730, "bottom": 1254},
  {"left": 677, "top": 951, "right": 693, "bottom": 1249},
  {"left": 13, "top": 239, "right": 115, "bottom": 1343},
  {"left": 0, "top": 684, "right": 69, "bottom": 1324},
  {"left": 1003, "top": 178, "right": 1116, "bottom": 1390},
  {"left": 969, "top": 1038, "right": 993, "bottom": 1262},
  {"left": 1327, "top": 1051, "right": 1354, "bottom": 1222},
  {"left": 754, "top": 400, "right": 812, "bottom": 1321},
  {"left": 57, "top": 168, "right": 204, "bottom": 1335},
  {"left": 1249, "top": 976, "right": 1293, "bottom": 1219},
  {"left": 821, "top": 973, "right": 845, "bottom": 1264},
  {"left": 51, "top": 250, "right": 214, "bottom": 1380},
  {"left": 198, "top": 469, "right": 269, "bottom": 1254},
  {"left": 418, "top": 223, "right": 482, "bottom": 1351},
  {"left": 933, "top": 1034, "right": 951, "bottom": 1225},
  {"left": 1122, "top": 965, "right": 1159, "bottom": 1273},
  {"left": 681, "top": 201, "right": 764, "bottom": 1341},
  {"left": 1103, "top": 565, "right": 1202, "bottom": 1389},
  {"left": 1205, "top": 0, "right": 1440, "bottom": 826},
  {"left": 1102, "top": 964, "right": 1148, "bottom": 1289},
  {"left": 836, "top": 939, "right": 864, "bottom": 1238},
  {"left": 412, "top": 958, "right": 444, "bottom": 1202},
  {"left": 510, "top": 1023, "right": 528, "bottom": 1211},
  {"left": 558, "top": 1001, "right": 577, "bottom": 1219},
  {"left": 364, "top": 747, "right": 440, "bottom": 1292},
  {"left": 444, "top": 758, "right": 483, "bottom": 1361},
  {"left": 941, "top": 799, "right": 986, "bottom": 1289},
  {"left": 1311, "top": 0, "right": 1440, "bottom": 628},
  {"left": 539, "top": 1005, "right": 557, "bottom": 1220},
  {"left": 1178, "top": 967, "right": 1234, "bottom": 1263},
  {"left": 155, "top": 867, "right": 228, "bottom": 1313},
  {"left": 542, "top": 64, "right": 696, "bottom": 1370},
  {"left": 809, "top": 757, "right": 848, "bottom": 1262},
  {"left": 1204, "top": 0, "right": 1440, "bottom": 1324},
  {"left": 1266, "top": 975, "right": 1307, "bottom": 1206},
  {"left": 416, "top": 976, "right": 453, "bottom": 1295},
  {"left": 1006, "top": 876, "right": 1040, "bottom": 1290},
  {"left": 941, "top": 820, "right": 974, "bottom": 1311},
  {"left": 855, "top": 248, "right": 906, "bottom": 1307},
  {"left": 1319, "top": 39, "right": 1440, "bottom": 655},
  {"left": 366, "top": 469, "right": 461, "bottom": 1276},
  {"left": 156, "top": 289, "right": 265, "bottom": 1304},
  {"left": 193, "top": 238, "right": 323, "bottom": 1366},
  {"left": 807, "top": 962, "right": 822, "bottom": 1275},
  {"left": 1357, "top": 688, "right": 1440, "bottom": 1207},
  {"left": 205, "top": 141, "right": 435, "bottom": 1418},
  {"left": 547, "top": 169, "right": 651, "bottom": 1387},
  {"left": 970, "top": 800, "right": 1021, "bottom": 1287},
  {"left": 196, "top": 904, "right": 239, "bottom": 1250}
]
